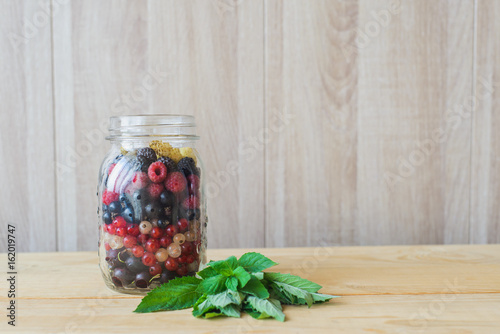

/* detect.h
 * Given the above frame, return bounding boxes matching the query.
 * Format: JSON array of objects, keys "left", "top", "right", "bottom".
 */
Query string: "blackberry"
[
  {"left": 158, "top": 156, "right": 177, "bottom": 172},
  {"left": 177, "top": 157, "right": 198, "bottom": 176},
  {"left": 136, "top": 147, "right": 157, "bottom": 169}
]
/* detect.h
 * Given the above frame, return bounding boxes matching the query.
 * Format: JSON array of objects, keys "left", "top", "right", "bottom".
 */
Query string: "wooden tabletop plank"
[
  {"left": 2, "top": 245, "right": 499, "bottom": 300},
  {"left": 2, "top": 294, "right": 499, "bottom": 334}
]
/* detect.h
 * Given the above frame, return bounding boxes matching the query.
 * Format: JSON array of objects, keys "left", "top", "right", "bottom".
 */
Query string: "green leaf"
[
  {"left": 208, "top": 256, "right": 238, "bottom": 276},
  {"left": 207, "top": 290, "right": 244, "bottom": 308},
  {"left": 269, "top": 283, "right": 293, "bottom": 304},
  {"left": 197, "top": 266, "right": 217, "bottom": 279},
  {"left": 134, "top": 276, "right": 202, "bottom": 313},
  {"left": 238, "top": 252, "right": 278, "bottom": 273},
  {"left": 264, "top": 273, "right": 322, "bottom": 292},
  {"left": 242, "top": 304, "right": 271, "bottom": 320},
  {"left": 240, "top": 276, "right": 270, "bottom": 299},
  {"left": 270, "top": 281, "right": 314, "bottom": 307},
  {"left": 252, "top": 272, "right": 264, "bottom": 280},
  {"left": 233, "top": 266, "right": 252, "bottom": 288},
  {"left": 192, "top": 295, "right": 217, "bottom": 317},
  {"left": 219, "top": 304, "right": 241, "bottom": 318},
  {"left": 197, "top": 274, "right": 227, "bottom": 294},
  {"left": 311, "top": 292, "right": 340, "bottom": 303},
  {"left": 245, "top": 296, "right": 285, "bottom": 322},
  {"left": 225, "top": 276, "right": 238, "bottom": 291}
]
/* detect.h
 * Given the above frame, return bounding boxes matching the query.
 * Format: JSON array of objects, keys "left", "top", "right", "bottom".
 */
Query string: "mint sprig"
[{"left": 134, "top": 252, "right": 340, "bottom": 321}]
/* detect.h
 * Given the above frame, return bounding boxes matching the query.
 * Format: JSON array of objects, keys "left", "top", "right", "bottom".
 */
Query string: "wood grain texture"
[
  {"left": 471, "top": 0, "right": 500, "bottom": 243},
  {"left": 265, "top": 0, "right": 475, "bottom": 247},
  {"left": 3, "top": 245, "right": 498, "bottom": 300},
  {"left": 355, "top": 0, "right": 474, "bottom": 245},
  {"left": 147, "top": 0, "right": 265, "bottom": 248},
  {"left": 52, "top": 0, "right": 149, "bottom": 251},
  {"left": 265, "top": 0, "right": 360, "bottom": 247},
  {"left": 1, "top": 246, "right": 499, "bottom": 333},
  {"left": 0, "top": 0, "right": 56, "bottom": 252}
]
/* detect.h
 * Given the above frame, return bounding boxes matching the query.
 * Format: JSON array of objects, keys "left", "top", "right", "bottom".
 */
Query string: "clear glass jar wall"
[{"left": 97, "top": 115, "right": 207, "bottom": 294}]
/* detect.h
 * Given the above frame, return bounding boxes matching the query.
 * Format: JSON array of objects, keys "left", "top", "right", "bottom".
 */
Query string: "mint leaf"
[
  {"left": 207, "top": 290, "right": 244, "bottom": 308},
  {"left": 264, "top": 273, "right": 322, "bottom": 292},
  {"left": 208, "top": 256, "right": 238, "bottom": 276},
  {"left": 240, "top": 276, "right": 269, "bottom": 299},
  {"left": 197, "top": 266, "right": 217, "bottom": 279},
  {"left": 219, "top": 304, "right": 241, "bottom": 318},
  {"left": 311, "top": 292, "right": 340, "bottom": 303},
  {"left": 197, "top": 274, "right": 227, "bottom": 294},
  {"left": 233, "top": 266, "right": 251, "bottom": 288},
  {"left": 134, "top": 276, "right": 202, "bottom": 313},
  {"left": 269, "top": 281, "right": 314, "bottom": 307},
  {"left": 252, "top": 272, "right": 264, "bottom": 280},
  {"left": 225, "top": 276, "right": 238, "bottom": 291},
  {"left": 192, "top": 295, "right": 216, "bottom": 317},
  {"left": 238, "top": 252, "right": 278, "bottom": 273},
  {"left": 245, "top": 296, "right": 285, "bottom": 322}
]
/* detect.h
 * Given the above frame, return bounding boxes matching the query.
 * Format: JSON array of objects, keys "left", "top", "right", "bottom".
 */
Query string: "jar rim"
[{"left": 106, "top": 114, "right": 199, "bottom": 140}]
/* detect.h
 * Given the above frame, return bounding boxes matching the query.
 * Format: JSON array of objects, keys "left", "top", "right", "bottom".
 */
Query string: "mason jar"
[{"left": 97, "top": 115, "right": 207, "bottom": 294}]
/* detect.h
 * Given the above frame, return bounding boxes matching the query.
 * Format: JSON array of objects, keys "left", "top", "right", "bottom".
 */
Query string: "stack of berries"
[{"left": 99, "top": 145, "right": 203, "bottom": 290}]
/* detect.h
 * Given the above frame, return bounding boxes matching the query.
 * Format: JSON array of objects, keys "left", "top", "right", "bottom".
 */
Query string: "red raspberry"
[
  {"left": 187, "top": 174, "right": 200, "bottom": 188},
  {"left": 132, "top": 172, "right": 149, "bottom": 189},
  {"left": 177, "top": 218, "right": 189, "bottom": 232},
  {"left": 102, "top": 190, "right": 119, "bottom": 205},
  {"left": 148, "top": 161, "right": 168, "bottom": 183},
  {"left": 182, "top": 196, "right": 200, "bottom": 209},
  {"left": 123, "top": 235, "right": 137, "bottom": 248},
  {"left": 113, "top": 216, "right": 127, "bottom": 228},
  {"left": 132, "top": 245, "right": 144, "bottom": 258},
  {"left": 164, "top": 172, "right": 187, "bottom": 193},
  {"left": 147, "top": 183, "right": 164, "bottom": 199}
]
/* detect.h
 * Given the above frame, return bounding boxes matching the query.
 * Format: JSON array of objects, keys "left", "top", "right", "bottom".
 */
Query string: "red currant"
[
  {"left": 142, "top": 252, "right": 156, "bottom": 267},
  {"left": 123, "top": 235, "right": 137, "bottom": 248},
  {"left": 107, "top": 225, "right": 116, "bottom": 235},
  {"left": 145, "top": 239, "right": 160, "bottom": 254},
  {"left": 186, "top": 254, "right": 195, "bottom": 264},
  {"left": 132, "top": 245, "right": 144, "bottom": 258},
  {"left": 164, "top": 257, "right": 179, "bottom": 271},
  {"left": 127, "top": 224, "right": 140, "bottom": 237},
  {"left": 113, "top": 216, "right": 127, "bottom": 228},
  {"left": 180, "top": 241, "right": 193, "bottom": 254},
  {"left": 137, "top": 234, "right": 149, "bottom": 245},
  {"left": 160, "top": 236, "right": 172, "bottom": 248},
  {"left": 176, "top": 218, "right": 189, "bottom": 232},
  {"left": 104, "top": 243, "right": 111, "bottom": 251},
  {"left": 115, "top": 227, "right": 127, "bottom": 237},
  {"left": 149, "top": 264, "right": 162, "bottom": 276},
  {"left": 178, "top": 255, "right": 188, "bottom": 264},
  {"left": 176, "top": 265, "right": 188, "bottom": 276},
  {"left": 150, "top": 227, "right": 163, "bottom": 239},
  {"left": 165, "top": 225, "right": 179, "bottom": 237}
]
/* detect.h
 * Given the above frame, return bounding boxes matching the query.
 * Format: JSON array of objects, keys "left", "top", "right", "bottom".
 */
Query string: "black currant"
[
  {"left": 102, "top": 211, "right": 112, "bottom": 225},
  {"left": 125, "top": 256, "right": 148, "bottom": 274},
  {"left": 108, "top": 201, "right": 122, "bottom": 214},
  {"left": 160, "top": 191, "right": 175, "bottom": 206},
  {"left": 122, "top": 207, "right": 135, "bottom": 224},
  {"left": 112, "top": 268, "right": 134, "bottom": 287}
]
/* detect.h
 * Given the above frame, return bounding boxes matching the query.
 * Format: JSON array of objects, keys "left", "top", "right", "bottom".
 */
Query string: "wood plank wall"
[{"left": 0, "top": 0, "right": 498, "bottom": 252}]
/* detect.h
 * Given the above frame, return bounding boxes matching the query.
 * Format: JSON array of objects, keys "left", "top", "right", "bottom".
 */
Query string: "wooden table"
[{"left": 1, "top": 245, "right": 499, "bottom": 333}]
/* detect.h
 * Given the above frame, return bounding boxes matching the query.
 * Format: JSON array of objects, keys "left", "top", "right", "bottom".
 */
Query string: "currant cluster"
[{"left": 99, "top": 146, "right": 203, "bottom": 291}]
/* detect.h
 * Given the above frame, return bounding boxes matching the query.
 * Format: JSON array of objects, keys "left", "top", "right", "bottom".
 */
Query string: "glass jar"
[{"left": 97, "top": 115, "right": 207, "bottom": 294}]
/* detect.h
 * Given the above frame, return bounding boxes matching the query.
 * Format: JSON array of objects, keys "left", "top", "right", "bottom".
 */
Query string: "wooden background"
[{"left": 0, "top": 0, "right": 498, "bottom": 252}]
